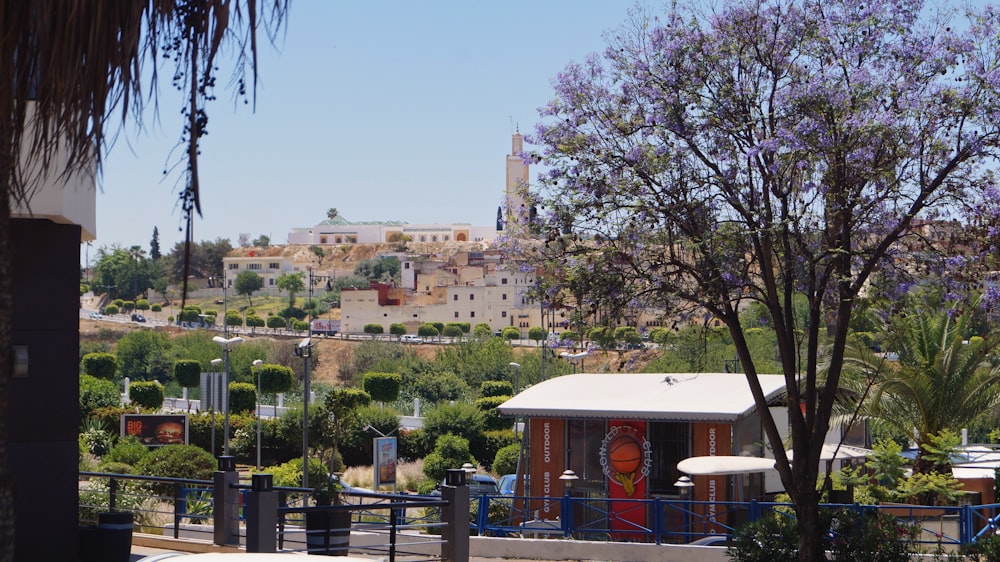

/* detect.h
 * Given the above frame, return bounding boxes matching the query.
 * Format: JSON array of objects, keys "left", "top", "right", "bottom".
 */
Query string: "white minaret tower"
[{"left": 504, "top": 130, "right": 530, "bottom": 231}]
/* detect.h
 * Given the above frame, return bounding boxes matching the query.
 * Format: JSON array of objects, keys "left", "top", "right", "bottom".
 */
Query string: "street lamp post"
[
  {"left": 213, "top": 336, "right": 244, "bottom": 457},
  {"left": 674, "top": 475, "right": 694, "bottom": 542},
  {"left": 294, "top": 337, "right": 315, "bottom": 488},
  {"left": 209, "top": 358, "right": 222, "bottom": 455},
  {"left": 559, "top": 469, "right": 579, "bottom": 537},
  {"left": 508, "top": 362, "right": 521, "bottom": 395},
  {"left": 560, "top": 350, "right": 591, "bottom": 374},
  {"left": 253, "top": 359, "right": 264, "bottom": 470}
]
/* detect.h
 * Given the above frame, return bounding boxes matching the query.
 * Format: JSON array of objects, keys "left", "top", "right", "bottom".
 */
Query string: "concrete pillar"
[
  {"left": 213, "top": 456, "right": 240, "bottom": 546},
  {"left": 441, "top": 469, "right": 470, "bottom": 562},
  {"left": 246, "top": 474, "right": 278, "bottom": 553}
]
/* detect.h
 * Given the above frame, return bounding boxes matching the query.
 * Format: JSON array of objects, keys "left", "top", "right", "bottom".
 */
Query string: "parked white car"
[{"left": 400, "top": 335, "right": 424, "bottom": 344}]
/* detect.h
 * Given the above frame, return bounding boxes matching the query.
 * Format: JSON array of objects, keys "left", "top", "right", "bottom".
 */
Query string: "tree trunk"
[{"left": 794, "top": 485, "right": 825, "bottom": 562}]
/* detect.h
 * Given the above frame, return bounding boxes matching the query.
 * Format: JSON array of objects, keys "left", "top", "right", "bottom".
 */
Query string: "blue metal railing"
[{"left": 475, "top": 494, "right": 1000, "bottom": 547}]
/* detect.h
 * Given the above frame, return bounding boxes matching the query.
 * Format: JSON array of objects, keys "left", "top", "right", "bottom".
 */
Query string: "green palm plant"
[{"left": 843, "top": 308, "right": 1000, "bottom": 474}]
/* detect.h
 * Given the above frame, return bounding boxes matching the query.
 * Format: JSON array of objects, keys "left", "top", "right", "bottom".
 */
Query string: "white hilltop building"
[
  {"left": 287, "top": 217, "right": 497, "bottom": 245},
  {"left": 286, "top": 131, "right": 532, "bottom": 245}
]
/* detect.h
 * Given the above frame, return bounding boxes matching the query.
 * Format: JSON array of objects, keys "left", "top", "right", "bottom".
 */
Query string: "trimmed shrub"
[
  {"left": 150, "top": 303, "right": 163, "bottom": 312},
  {"left": 80, "top": 374, "right": 120, "bottom": 419},
  {"left": 135, "top": 299, "right": 151, "bottom": 311},
  {"left": 480, "top": 380, "right": 513, "bottom": 398},
  {"left": 473, "top": 323, "right": 493, "bottom": 338},
  {"left": 422, "top": 402, "right": 484, "bottom": 457},
  {"left": 442, "top": 324, "right": 463, "bottom": 338},
  {"left": 246, "top": 315, "right": 265, "bottom": 330},
  {"left": 412, "top": 372, "right": 469, "bottom": 404},
  {"left": 501, "top": 327, "right": 520, "bottom": 341},
  {"left": 136, "top": 445, "right": 217, "bottom": 495},
  {"left": 362, "top": 372, "right": 402, "bottom": 403},
  {"left": 103, "top": 304, "right": 120, "bottom": 315},
  {"left": 103, "top": 435, "right": 150, "bottom": 467},
  {"left": 493, "top": 443, "right": 520, "bottom": 476},
  {"left": 528, "top": 326, "right": 546, "bottom": 343},
  {"left": 260, "top": 364, "right": 295, "bottom": 394},
  {"left": 229, "top": 382, "right": 257, "bottom": 414},
  {"left": 129, "top": 381, "right": 164, "bottom": 409},
  {"left": 422, "top": 434, "right": 474, "bottom": 482},
  {"left": 173, "top": 359, "right": 201, "bottom": 388},
  {"left": 477, "top": 430, "right": 517, "bottom": 471},
  {"left": 417, "top": 323, "right": 439, "bottom": 338},
  {"left": 389, "top": 323, "right": 407, "bottom": 337},
  {"left": 474, "top": 395, "right": 512, "bottom": 431},
  {"left": 266, "top": 316, "right": 287, "bottom": 330},
  {"left": 82, "top": 352, "right": 118, "bottom": 380},
  {"left": 363, "top": 323, "right": 385, "bottom": 336}
]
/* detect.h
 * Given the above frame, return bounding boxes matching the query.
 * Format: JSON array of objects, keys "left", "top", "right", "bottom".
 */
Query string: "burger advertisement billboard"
[{"left": 122, "top": 414, "right": 189, "bottom": 447}]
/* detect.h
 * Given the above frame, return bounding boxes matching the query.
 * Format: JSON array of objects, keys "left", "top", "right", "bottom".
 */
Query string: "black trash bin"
[
  {"left": 80, "top": 511, "right": 133, "bottom": 562},
  {"left": 305, "top": 509, "right": 351, "bottom": 556}
]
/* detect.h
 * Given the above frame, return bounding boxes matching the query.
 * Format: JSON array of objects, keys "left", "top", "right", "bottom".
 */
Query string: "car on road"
[
  {"left": 498, "top": 473, "right": 529, "bottom": 495},
  {"left": 430, "top": 473, "right": 498, "bottom": 497},
  {"left": 131, "top": 313, "right": 146, "bottom": 322},
  {"left": 400, "top": 335, "right": 423, "bottom": 344},
  {"left": 88, "top": 311, "right": 103, "bottom": 320}
]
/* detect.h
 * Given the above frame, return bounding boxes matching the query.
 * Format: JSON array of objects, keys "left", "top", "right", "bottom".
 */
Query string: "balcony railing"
[{"left": 80, "top": 466, "right": 1000, "bottom": 557}]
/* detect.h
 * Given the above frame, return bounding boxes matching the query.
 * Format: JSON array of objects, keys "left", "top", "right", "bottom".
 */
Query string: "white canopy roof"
[
  {"left": 677, "top": 455, "right": 778, "bottom": 475},
  {"left": 497, "top": 373, "right": 786, "bottom": 423}
]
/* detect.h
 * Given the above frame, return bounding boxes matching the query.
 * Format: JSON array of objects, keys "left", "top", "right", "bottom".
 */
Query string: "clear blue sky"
[{"left": 92, "top": 1, "right": 640, "bottom": 257}]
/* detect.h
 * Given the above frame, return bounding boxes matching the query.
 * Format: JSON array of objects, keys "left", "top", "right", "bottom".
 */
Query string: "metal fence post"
[
  {"left": 108, "top": 477, "right": 118, "bottom": 512},
  {"left": 246, "top": 473, "right": 277, "bottom": 553},
  {"left": 213, "top": 456, "right": 240, "bottom": 546},
  {"left": 441, "top": 469, "right": 469, "bottom": 562}
]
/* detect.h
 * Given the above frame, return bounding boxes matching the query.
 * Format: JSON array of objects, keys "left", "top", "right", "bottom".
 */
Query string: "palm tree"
[
  {"left": 843, "top": 307, "right": 1000, "bottom": 474},
  {"left": 0, "top": 3, "right": 287, "bottom": 558}
]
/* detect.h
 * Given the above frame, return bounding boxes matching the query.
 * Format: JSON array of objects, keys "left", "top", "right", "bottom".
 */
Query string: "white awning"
[
  {"left": 787, "top": 443, "right": 873, "bottom": 461},
  {"left": 677, "top": 455, "right": 777, "bottom": 475},
  {"left": 497, "top": 373, "right": 786, "bottom": 423}
]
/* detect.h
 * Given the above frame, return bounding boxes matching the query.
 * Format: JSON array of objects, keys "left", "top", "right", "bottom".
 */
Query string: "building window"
[
  {"left": 444, "top": 235, "right": 450, "bottom": 241},
  {"left": 432, "top": 235, "right": 438, "bottom": 242},
  {"left": 405, "top": 263, "right": 410, "bottom": 269},
  {"left": 268, "top": 262, "right": 279, "bottom": 269},
  {"left": 469, "top": 294, "right": 474, "bottom": 300},
  {"left": 502, "top": 293, "right": 507, "bottom": 300},
  {"left": 420, "top": 235, "right": 427, "bottom": 242},
  {"left": 470, "top": 311, "right": 475, "bottom": 318},
  {"left": 269, "top": 278, "right": 275, "bottom": 286},
  {"left": 320, "top": 235, "right": 328, "bottom": 244},
  {"left": 501, "top": 278, "right": 508, "bottom": 285},
  {"left": 248, "top": 263, "right": 262, "bottom": 270},
  {"left": 228, "top": 263, "right": 239, "bottom": 270},
  {"left": 502, "top": 311, "right": 507, "bottom": 318},
  {"left": 453, "top": 294, "right": 458, "bottom": 301},
  {"left": 454, "top": 311, "right": 459, "bottom": 318}
]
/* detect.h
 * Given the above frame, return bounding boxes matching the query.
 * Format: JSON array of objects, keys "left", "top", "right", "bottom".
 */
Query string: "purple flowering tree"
[{"left": 523, "top": 1, "right": 1000, "bottom": 559}]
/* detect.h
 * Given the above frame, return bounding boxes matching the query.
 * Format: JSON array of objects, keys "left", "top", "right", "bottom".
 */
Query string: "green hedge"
[{"left": 129, "top": 381, "right": 164, "bottom": 409}]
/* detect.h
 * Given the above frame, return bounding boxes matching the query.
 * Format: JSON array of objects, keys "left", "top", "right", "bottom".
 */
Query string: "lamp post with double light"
[
  {"left": 253, "top": 359, "right": 263, "bottom": 469},
  {"left": 212, "top": 336, "right": 244, "bottom": 456}
]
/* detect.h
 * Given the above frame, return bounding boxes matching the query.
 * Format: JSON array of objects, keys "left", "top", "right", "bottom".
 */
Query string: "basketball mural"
[{"left": 600, "top": 423, "right": 651, "bottom": 497}]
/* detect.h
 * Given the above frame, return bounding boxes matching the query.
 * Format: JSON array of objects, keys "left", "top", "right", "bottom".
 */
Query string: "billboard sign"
[
  {"left": 374, "top": 436, "right": 398, "bottom": 489},
  {"left": 122, "top": 414, "right": 189, "bottom": 447}
]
